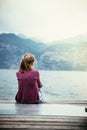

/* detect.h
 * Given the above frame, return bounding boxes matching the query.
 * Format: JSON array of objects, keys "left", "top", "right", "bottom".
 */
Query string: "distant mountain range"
[
  {"left": 0, "top": 33, "right": 87, "bottom": 70},
  {"left": 0, "top": 33, "right": 46, "bottom": 69}
]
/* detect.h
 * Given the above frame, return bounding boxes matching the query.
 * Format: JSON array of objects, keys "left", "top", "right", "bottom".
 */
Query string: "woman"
[{"left": 15, "top": 53, "right": 42, "bottom": 104}]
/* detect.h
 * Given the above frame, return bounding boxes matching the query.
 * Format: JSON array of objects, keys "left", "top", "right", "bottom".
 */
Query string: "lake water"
[{"left": 0, "top": 69, "right": 87, "bottom": 101}]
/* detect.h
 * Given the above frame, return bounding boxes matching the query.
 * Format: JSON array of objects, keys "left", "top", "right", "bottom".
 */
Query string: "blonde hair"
[{"left": 19, "top": 53, "right": 35, "bottom": 71}]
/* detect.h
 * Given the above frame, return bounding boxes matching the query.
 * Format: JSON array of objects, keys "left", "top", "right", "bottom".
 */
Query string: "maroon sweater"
[{"left": 15, "top": 69, "right": 42, "bottom": 104}]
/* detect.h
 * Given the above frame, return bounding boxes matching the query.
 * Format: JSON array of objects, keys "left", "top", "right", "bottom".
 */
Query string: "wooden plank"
[
  {"left": 0, "top": 115, "right": 87, "bottom": 129},
  {"left": 0, "top": 102, "right": 87, "bottom": 129}
]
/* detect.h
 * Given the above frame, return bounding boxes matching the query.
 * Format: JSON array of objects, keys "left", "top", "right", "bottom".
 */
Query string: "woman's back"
[{"left": 15, "top": 63, "right": 42, "bottom": 104}]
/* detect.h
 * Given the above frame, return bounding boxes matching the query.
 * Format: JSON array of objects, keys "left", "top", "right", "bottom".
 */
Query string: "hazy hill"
[
  {"left": 0, "top": 33, "right": 47, "bottom": 69},
  {"left": 0, "top": 33, "right": 87, "bottom": 70},
  {"left": 39, "top": 35, "right": 87, "bottom": 70},
  {"left": 49, "top": 33, "right": 87, "bottom": 45}
]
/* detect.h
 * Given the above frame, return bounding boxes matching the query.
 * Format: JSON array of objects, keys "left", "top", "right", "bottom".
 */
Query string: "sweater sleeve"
[{"left": 37, "top": 71, "right": 42, "bottom": 88}]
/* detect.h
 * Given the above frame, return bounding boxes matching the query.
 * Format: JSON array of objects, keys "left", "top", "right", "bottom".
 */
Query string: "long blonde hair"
[{"left": 19, "top": 53, "right": 35, "bottom": 71}]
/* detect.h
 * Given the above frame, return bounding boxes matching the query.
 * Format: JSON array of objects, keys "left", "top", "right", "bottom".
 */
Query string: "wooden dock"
[{"left": 0, "top": 100, "right": 87, "bottom": 129}]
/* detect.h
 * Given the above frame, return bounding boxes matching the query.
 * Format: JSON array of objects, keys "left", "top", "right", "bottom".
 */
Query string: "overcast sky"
[{"left": 0, "top": 0, "right": 87, "bottom": 42}]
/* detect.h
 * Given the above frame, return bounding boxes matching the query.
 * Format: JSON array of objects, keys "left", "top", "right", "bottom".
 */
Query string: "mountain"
[
  {"left": 0, "top": 33, "right": 47, "bottom": 69},
  {"left": 49, "top": 33, "right": 87, "bottom": 45},
  {"left": 39, "top": 34, "right": 87, "bottom": 70},
  {"left": 18, "top": 33, "right": 27, "bottom": 39},
  {"left": 30, "top": 37, "right": 47, "bottom": 44},
  {"left": 0, "top": 33, "right": 87, "bottom": 70}
]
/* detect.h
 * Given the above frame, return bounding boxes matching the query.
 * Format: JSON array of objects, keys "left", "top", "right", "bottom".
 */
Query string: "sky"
[{"left": 0, "top": 0, "right": 87, "bottom": 42}]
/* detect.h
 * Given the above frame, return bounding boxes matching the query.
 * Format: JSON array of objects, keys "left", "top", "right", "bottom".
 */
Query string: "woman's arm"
[{"left": 37, "top": 71, "right": 42, "bottom": 88}]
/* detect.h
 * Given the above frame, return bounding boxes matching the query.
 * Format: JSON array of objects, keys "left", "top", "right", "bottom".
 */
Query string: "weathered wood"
[
  {"left": 0, "top": 115, "right": 87, "bottom": 129},
  {"left": 0, "top": 102, "right": 87, "bottom": 129}
]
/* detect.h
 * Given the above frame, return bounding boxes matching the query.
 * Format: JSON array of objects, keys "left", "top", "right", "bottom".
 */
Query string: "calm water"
[{"left": 0, "top": 69, "right": 87, "bottom": 101}]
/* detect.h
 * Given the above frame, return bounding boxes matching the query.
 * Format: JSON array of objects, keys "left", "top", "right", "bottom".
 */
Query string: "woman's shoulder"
[
  {"left": 16, "top": 70, "right": 25, "bottom": 76},
  {"left": 32, "top": 69, "right": 39, "bottom": 73},
  {"left": 31, "top": 69, "right": 40, "bottom": 75},
  {"left": 16, "top": 70, "right": 21, "bottom": 77},
  {"left": 16, "top": 70, "right": 28, "bottom": 78},
  {"left": 16, "top": 69, "right": 40, "bottom": 76}
]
